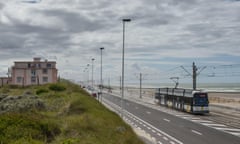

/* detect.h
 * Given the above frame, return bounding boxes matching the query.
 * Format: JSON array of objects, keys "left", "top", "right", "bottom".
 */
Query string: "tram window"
[{"left": 194, "top": 93, "right": 209, "bottom": 105}]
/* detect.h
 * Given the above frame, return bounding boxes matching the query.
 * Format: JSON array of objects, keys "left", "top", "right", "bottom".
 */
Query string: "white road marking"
[
  {"left": 163, "top": 136, "right": 168, "bottom": 141},
  {"left": 189, "top": 117, "right": 201, "bottom": 120},
  {"left": 158, "top": 141, "right": 163, "bottom": 144},
  {"left": 175, "top": 114, "right": 191, "bottom": 117},
  {"left": 182, "top": 116, "right": 193, "bottom": 119},
  {"left": 228, "top": 132, "right": 240, "bottom": 136},
  {"left": 214, "top": 128, "right": 240, "bottom": 132},
  {"left": 157, "top": 133, "right": 162, "bottom": 136},
  {"left": 164, "top": 118, "right": 171, "bottom": 122},
  {"left": 191, "top": 130, "right": 203, "bottom": 136},
  {"left": 146, "top": 111, "right": 151, "bottom": 114},
  {"left": 202, "top": 123, "right": 227, "bottom": 127},
  {"left": 191, "top": 120, "right": 213, "bottom": 123},
  {"left": 152, "top": 129, "right": 156, "bottom": 133},
  {"left": 170, "top": 141, "right": 176, "bottom": 144}
]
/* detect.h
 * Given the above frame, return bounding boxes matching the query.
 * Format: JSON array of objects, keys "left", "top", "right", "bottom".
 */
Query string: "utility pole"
[
  {"left": 140, "top": 73, "right": 142, "bottom": 99},
  {"left": 181, "top": 62, "right": 206, "bottom": 90},
  {"left": 192, "top": 62, "right": 197, "bottom": 90},
  {"left": 108, "top": 77, "right": 111, "bottom": 92}
]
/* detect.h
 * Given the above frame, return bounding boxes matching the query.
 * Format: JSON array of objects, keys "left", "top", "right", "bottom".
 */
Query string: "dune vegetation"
[{"left": 0, "top": 80, "right": 144, "bottom": 144}]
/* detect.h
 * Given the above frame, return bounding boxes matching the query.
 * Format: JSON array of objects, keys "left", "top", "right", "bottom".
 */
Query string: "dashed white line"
[
  {"left": 191, "top": 130, "right": 203, "bottom": 136},
  {"left": 202, "top": 123, "right": 227, "bottom": 127},
  {"left": 163, "top": 136, "right": 168, "bottom": 141},
  {"left": 190, "top": 117, "right": 201, "bottom": 120},
  {"left": 182, "top": 116, "right": 193, "bottom": 119},
  {"left": 146, "top": 111, "right": 151, "bottom": 114},
  {"left": 214, "top": 128, "right": 240, "bottom": 132},
  {"left": 191, "top": 120, "right": 213, "bottom": 123},
  {"left": 170, "top": 141, "right": 176, "bottom": 144},
  {"left": 157, "top": 133, "right": 162, "bottom": 136},
  {"left": 164, "top": 118, "right": 171, "bottom": 122},
  {"left": 158, "top": 141, "right": 163, "bottom": 144}
]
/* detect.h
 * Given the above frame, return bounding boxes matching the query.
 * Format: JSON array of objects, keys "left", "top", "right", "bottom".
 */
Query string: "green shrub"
[
  {"left": 1, "top": 87, "right": 10, "bottom": 93},
  {"left": 8, "top": 85, "right": 21, "bottom": 89},
  {"left": 49, "top": 84, "right": 66, "bottom": 92},
  {"left": 0, "top": 113, "right": 61, "bottom": 144},
  {"left": 36, "top": 89, "right": 49, "bottom": 95},
  {"left": 62, "top": 138, "right": 80, "bottom": 144}
]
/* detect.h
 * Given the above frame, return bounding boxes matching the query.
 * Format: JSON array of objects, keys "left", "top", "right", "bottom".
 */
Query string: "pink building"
[{"left": 11, "top": 58, "right": 58, "bottom": 86}]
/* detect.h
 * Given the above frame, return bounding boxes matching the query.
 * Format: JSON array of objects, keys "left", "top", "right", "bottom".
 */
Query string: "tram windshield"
[{"left": 193, "top": 93, "right": 209, "bottom": 106}]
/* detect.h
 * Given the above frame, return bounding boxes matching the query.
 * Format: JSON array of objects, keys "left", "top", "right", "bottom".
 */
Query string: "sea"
[{"left": 122, "top": 82, "right": 240, "bottom": 92}]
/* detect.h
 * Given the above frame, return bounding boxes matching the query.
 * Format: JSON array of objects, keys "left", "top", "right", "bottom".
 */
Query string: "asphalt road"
[{"left": 103, "top": 93, "right": 240, "bottom": 144}]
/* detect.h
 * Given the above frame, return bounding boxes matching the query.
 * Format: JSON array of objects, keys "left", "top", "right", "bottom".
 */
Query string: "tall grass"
[{"left": 0, "top": 81, "right": 144, "bottom": 144}]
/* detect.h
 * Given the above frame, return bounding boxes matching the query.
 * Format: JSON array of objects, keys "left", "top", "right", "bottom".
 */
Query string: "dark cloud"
[
  {"left": 0, "top": 2, "right": 4, "bottom": 9},
  {"left": 0, "top": 35, "right": 25, "bottom": 50},
  {"left": 37, "top": 9, "right": 106, "bottom": 33},
  {"left": 76, "top": 0, "right": 113, "bottom": 10}
]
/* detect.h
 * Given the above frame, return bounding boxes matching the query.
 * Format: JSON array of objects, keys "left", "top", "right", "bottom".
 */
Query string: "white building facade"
[{"left": 11, "top": 58, "right": 58, "bottom": 86}]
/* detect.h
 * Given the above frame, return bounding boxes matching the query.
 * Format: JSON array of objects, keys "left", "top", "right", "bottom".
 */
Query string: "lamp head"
[{"left": 122, "top": 19, "right": 131, "bottom": 22}]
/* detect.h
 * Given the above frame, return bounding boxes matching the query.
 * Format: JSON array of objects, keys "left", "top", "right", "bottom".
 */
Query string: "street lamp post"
[
  {"left": 91, "top": 58, "right": 95, "bottom": 91},
  {"left": 84, "top": 64, "right": 90, "bottom": 85},
  {"left": 100, "top": 47, "right": 104, "bottom": 102},
  {"left": 86, "top": 64, "right": 90, "bottom": 85},
  {"left": 121, "top": 18, "right": 131, "bottom": 117}
]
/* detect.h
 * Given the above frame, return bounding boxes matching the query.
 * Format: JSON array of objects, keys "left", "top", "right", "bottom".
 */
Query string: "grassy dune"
[{"left": 0, "top": 80, "right": 144, "bottom": 144}]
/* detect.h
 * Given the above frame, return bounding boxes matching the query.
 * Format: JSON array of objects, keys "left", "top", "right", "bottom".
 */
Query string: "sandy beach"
[{"left": 208, "top": 92, "right": 240, "bottom": 111}]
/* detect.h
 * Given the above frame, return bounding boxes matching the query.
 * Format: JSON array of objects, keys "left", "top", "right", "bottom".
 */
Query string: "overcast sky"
[{"left": 1, "top": 0, "right": 240, "bottom": 86}]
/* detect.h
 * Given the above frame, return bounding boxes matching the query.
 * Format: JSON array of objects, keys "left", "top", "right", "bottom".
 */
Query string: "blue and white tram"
[{"left": 155, "top": 88, "right": 209, "bottom": 114}]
